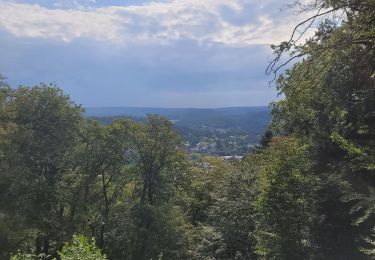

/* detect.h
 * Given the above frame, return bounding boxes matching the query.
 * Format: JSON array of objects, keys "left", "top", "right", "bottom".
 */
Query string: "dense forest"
[{"left": 0, "top": 0, "right": 374, "bottom": 259}]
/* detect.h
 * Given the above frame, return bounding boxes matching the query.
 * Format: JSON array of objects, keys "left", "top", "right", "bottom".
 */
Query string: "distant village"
[{"left": 185, "top": 132, "right": 257, "bottom": 158}]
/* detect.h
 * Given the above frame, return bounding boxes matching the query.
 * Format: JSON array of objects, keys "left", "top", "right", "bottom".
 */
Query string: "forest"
[{"left": 0, "top": 0, "right": 374, "bottom": 259}]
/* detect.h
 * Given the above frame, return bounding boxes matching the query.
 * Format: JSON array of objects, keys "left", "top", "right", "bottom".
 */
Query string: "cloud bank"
[
  {"left": 0, "top": 0, "right": 310, "bottom": 46},
  {"left": 0, "top": 0, "right": 310, "bottom": 107}
]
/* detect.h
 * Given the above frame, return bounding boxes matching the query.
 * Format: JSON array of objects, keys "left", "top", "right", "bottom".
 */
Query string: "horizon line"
[{"left": 85, "top": 105, "right": 270, "bottom": 110}]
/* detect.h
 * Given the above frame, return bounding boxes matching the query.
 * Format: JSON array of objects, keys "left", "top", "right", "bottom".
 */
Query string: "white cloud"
[
  {"left": 0, "top": 0, "right": 314, "bottom": 46},
  {"left": 0, "top": 1, "right": 125, "bottom": 42}
]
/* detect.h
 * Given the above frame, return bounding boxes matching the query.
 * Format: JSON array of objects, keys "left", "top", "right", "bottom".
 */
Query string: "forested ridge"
[{"left": 0, "top": 0, "right": 374, "bottom": 259}]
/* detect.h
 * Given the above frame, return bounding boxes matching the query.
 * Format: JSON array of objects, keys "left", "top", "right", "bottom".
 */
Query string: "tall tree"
[
  {"left": 60, "top": 119, "right": 133, "bottom": 256},
  {"left": 253, "top": 137, "right": 318, "bottom": 259},
  {"left": 268, "top": 0, "right": 374, "bottom": 257},
  {"left": 0, "top": 84, "right": 83, "bottom": 257},
  {"left": 115, "top": 115, "right": 190, "bottom": 259}
]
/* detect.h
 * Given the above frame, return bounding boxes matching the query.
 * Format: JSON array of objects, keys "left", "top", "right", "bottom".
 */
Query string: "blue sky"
[{"left": 0, "top": 0, "right": 312, "bottom": 107}]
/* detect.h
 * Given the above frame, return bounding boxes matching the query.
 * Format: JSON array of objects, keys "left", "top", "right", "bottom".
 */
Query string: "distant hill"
[
  {"left": 85, "top": 106, "right": 271, "bottom": 155},
  {"left": 85, "top": 106, "right": 268, "bottom": 117},
  {"left": 85, "top": 106, "right": 270, "bottom": 129}
]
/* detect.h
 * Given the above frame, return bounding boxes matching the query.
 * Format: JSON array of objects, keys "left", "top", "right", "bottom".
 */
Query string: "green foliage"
[
  {"left": 268, "top": 0, "right": 375, "bottom": 257},
  {"left": 59, "top": 234, "right": 106, "bottom": 260},
  {"left": 360, "top": 227, "right": 375, "bottom": 258},
  {"left": 0, "top": 84, "right": 84, "bottom": 258},
  {"left": 1, "top": 1, "right": 374, "bottom": 259},
  {"left": 11, "top": 252, "right": 43, "bottom": 260},
  {"left": 253, "top": 137, "right": 318, "bottom": 259},
  {"left": 208, "top": 156, "right": 258, "bottom": 259},
  {"left": 330, "top": 132, "right": 366, "bottom": 157}
]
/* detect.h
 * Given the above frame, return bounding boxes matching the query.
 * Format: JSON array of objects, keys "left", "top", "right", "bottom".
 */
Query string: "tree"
[
  {"left": 120, "top": 115, "right": 185, "bottom": 206},
  {"left": 60, "top": 119, "right": 134, "bottom": 257},
  {"left": 11, "top": 235, "right": 106, "bottom": 260},
  {"left": 253, "top": 137, "right": 318, "bottom": 259},
  {"left": 0, "top": 84, "right": 83, "bottom": 257},
  {"left": 209, "top": 156, "right": 258, "bottom": 259},
  {"left": 114, "top": 115, "right": 191, "bottom": 259},
  {"left": 267, "top": 0, "right": 374, "bottom": 257},
  {"left": 267, "top": 0, "right": 375, "bottom": 80},
  {"left": 59, "top": 234, "right": 106, "bottom": 260}
]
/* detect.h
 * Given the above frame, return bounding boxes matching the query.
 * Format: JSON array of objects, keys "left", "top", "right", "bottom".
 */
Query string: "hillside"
[{"left": 85, "top": 106, "right": 271, "bottom": 155}]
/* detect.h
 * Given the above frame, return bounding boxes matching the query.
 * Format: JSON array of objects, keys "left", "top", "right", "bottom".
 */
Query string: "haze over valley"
[{"left": 86, "top": 106, "right": 271, "bottom": 155}]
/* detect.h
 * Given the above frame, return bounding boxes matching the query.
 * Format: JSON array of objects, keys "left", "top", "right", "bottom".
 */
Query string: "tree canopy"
[{"left": 0, "top": 0, "right": 374, "bottom": 258}]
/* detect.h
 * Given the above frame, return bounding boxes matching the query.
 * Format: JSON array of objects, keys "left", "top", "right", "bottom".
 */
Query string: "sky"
[{"left": 0, "top": 0, "right": 312, "bottom": 108}]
